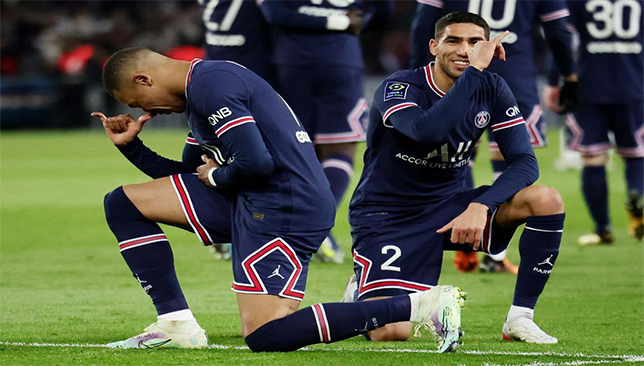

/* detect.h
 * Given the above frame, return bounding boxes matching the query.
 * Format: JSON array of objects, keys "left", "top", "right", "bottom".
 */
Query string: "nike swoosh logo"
[{"left": 138, "top": 338, "right": 172, "bottom": 349}]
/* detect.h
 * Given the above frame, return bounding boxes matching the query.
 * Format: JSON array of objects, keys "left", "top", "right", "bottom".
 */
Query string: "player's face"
[
  {"left": 430, "top": 23, "right": 487, "bottom": 80},
  {"left": 113, "top": 81, "right": 186, "bottom": 116}
]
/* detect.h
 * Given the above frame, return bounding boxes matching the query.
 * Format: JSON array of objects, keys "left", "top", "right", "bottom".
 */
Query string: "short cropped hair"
[
  {"left": 102, "top": 47, "right": 149, "bottom": 96},
  {"left": 434, "top": 11, "right": 490, "bottom": 41}
]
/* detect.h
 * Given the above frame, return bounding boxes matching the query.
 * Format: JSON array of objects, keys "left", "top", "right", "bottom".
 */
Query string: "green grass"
[{"left": 1, "top": 128, "right": 642, "bottom": 365}]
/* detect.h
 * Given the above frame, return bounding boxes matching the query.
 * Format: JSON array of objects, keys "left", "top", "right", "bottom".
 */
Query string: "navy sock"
[
  {"left": 245, "top": 296, "right": 411, "bottom": 352},
  {"left": 322, "top": 153, "right": 354, "bottom": 205},
  {"left": 104, "top": 187, "right": 189, "bottom": 316},
  {"left": 582, "top": 166, "right": 610, "bottom": 234},
  {"left": 625, "top": 158, "right": 644, "bottom": 196},
  {"left": 491, "top": 159, "right": 509, "bottom": 181},
  {"left": 513, "top": 213, "right": 565, "bottom": 309}
]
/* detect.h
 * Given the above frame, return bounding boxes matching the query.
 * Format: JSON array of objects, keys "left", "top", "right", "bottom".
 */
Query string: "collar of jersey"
[
  {"left": 423, "top": 62, "right": 446, "bottom": 98},
  {"left": 184, "top": 58, "right": 203, "bottom": 99}
]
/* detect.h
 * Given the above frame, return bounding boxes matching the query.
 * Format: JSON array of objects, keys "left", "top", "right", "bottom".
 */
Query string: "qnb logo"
[
  {"left": 474, "top": 111, "right": 491, "bottom": 128},
  {"left": 506, "top": 105, "right": 520, "bottom": 117},
  {"left": 207, "top": 107, "right": 232, "bottom": 126},
  {"left": 295, "top": 130, "right": 312, "bottom": 143}
]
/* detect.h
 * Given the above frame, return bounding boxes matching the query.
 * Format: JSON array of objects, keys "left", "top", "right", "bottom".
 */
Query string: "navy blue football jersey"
[
  {"left": 199, "top": 0, "right": 273, "bottom": 80},
  {"left": 350, "top": 65, "right": 537, "bottom": 218},
  {"left": 566, "top": 0, "right": 643, "bottom": 104},
  {"left": 411, "top": 0, "right": 574, "bottom": 104},
  {"left": 184, "top": 59, "right": 335, "bottom": 231},
  {"left": 259, "top": 0, "right": 365, "bottom": 67}
]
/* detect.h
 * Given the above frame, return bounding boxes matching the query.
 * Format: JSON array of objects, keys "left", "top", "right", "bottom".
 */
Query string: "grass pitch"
[{"left": 1, "top": 128, "right": 642, "bottom": 365}]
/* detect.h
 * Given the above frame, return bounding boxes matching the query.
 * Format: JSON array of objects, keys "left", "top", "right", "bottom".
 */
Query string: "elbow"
[{"left": 240, "top": 155, "right": 275, "bottom": 181}]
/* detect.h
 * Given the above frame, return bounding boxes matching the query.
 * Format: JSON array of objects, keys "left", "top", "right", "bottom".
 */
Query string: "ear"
[
  {"left": 133, "top": 74, "right": 153, "bottom": 87},
  {"left": 429, "top": 39, "right": 438, "bottom": 56}
]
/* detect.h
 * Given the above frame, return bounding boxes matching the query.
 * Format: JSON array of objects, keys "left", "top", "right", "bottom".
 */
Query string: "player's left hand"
[
  {"left": 197, "top": 154, "right": 221, "bottom": 188},
  {"left": 543, "top": 85, "right": 563, "bottom": 113},
  {"left": 437, "top": 202, "right": 489, "bottom": 249},
  {"left": 347, "top": 10, "right": 364, "bottom": 35}
]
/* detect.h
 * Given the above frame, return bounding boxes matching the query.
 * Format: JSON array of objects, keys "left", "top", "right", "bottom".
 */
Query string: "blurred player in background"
[
  {"left": 410, "top": 0, "right": 577, "bottom": 273},
  {"left": 92, "top": 48, "right": 465, "bottom": 353},
  {"left": 198, "top": 0, "right": 275, "bottom": 260},
  {"left": 347, "top": 12, "right": 566, "bottom": 345},
  {"left": 545, "top": 0, "right": 644, "bottom": 245},
  {"left": 259, "top": 0, "right": 391, "bottom": 263}
]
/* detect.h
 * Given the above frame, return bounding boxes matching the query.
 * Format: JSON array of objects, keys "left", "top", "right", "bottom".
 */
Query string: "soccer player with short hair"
[
  {"left": 92, "top": 48, "right": 466, "bottom": 352},
  {"left": 410, "top": 0, "right": 577, "bottom": 273},
  {"left": 347, "top": 12, "right": 565, "bottom": 344},
  {"left": 545, "top": 0, "right": 644, "bottom": 244}
]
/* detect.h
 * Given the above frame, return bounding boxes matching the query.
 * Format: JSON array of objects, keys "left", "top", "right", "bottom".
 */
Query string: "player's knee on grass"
[{"left": 367, "top": 322, "right": 413, "bottom": 342}]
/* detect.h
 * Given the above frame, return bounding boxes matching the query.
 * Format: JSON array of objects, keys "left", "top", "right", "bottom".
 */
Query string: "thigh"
[
  {"left": 168, "top": 174, "right": 233, "bottom": 245},
  {"left": 351, "top": 212, "right": 442, "bottom": 300},
  {"left": 611, "top": 102, "right": 644, "bottom": 158},
  {"left": 566, "top": 104, "right": 612, "bottom": 155},
  {"left": 314, "top": 66, "right": 367, "bottom": 144},
  {"left": 123, "top": 177, "right": 190, "bottom": 229}
]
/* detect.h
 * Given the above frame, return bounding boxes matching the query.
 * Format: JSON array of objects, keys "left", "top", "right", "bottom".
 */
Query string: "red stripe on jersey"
[
  {"left": 186, "top": 59, "right": 202, "bottom": 86},
  {"left": 185, "top": 137, "right": 198, "bottom": 145},
  {"left": 215, "top": 117, "right": 255, "bottom": 137},
  {"left": 383, "top": 103, "right": 418, "bottom": 122},
  {"left": 417, "top": 0, "right": 443, "bottom": 8},
  {"left": 491, "top": 117, "right": 525, "bottom": 132},
  {"left": 424, "top": 63, "right": 445, "bottom": 98},
  {"left": 540, "top": 9, "right": 570, "bottom": 22}
]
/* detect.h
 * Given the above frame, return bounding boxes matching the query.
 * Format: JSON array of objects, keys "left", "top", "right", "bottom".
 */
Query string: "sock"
[
  {"left": 625, "top": 158, "right": 644, "bottom": 196},
  {"left": 491, "top": 159, "right": 509, "bottom": 181},
  {"left": 322, "top": 153, "right": 354, "bottom": 205},
  {"left": 513, "top": 213, "right": 565, "bottom": 309},
  {"left": 244, "top": 295, "right": 411, "bottom": 352},
  {"left": 158, "top": 309, "right": 195, "bottom": 321},
  {"left": 506, "top": 305, "right": 534, "bottom": 322},
  {"left": 489, "top": 249, "right": 507, "bottom": 262},
  {"left": 582, "top": 166, "right": 610, "bottom": 234},
  {"left": 104, "top": 187, "right": 189, "bottom": 316}
]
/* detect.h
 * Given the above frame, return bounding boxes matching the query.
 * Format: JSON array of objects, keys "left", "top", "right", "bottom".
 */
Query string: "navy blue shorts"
[
  {"left": 276, "top": 65, "right": 367, "bottom": 144},
  {"left": 350, "top": 186, "right": 517, "bottom": 300},
  {"left": 565, "top": 102, "right": 644, "bottom": 158},
  {"left": 170, "top": 174, "right": 327, "bottom": 301},
  {"left": 489, "top": 101, "right": 546, "bottom": 151}
]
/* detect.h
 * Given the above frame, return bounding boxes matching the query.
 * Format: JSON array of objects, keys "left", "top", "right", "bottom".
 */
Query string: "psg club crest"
[{"left": 474, "top": 111, "right": 490, "bottom": 128}]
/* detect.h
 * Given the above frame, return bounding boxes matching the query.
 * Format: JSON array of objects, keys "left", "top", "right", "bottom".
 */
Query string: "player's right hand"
[
  {"left": 91, "top": 112, "right": 152, "bottom": 146},
  {"left": 469, "top": 31, "right": 509, "bottom": 72},
  {"left": 346, "top": 10, "right": 364, "bottom": 35}
]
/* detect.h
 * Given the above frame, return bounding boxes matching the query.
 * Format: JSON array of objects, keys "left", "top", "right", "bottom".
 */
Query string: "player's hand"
[
  {"left": 347, "top": 10, "right": 364, "bottom": 35},
  {"left": 543, "top": 86, "right": 563, "bottom": 113},
  {"left": 91, "top": 112, "right": 152, "bottom": 146},
  {"left": 436, "top": 202, "right": 489, "bottom": 249},
  {"left": 197, "top": 154, "right": 221, "bottom": 188},
  {"left": 469, "top": 31, "right": 509, "bottom": 72}
]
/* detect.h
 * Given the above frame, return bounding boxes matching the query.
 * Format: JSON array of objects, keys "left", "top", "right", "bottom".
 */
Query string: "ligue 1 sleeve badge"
[{"left": 474, "top": 111, "right": 490, "bottom": 128}]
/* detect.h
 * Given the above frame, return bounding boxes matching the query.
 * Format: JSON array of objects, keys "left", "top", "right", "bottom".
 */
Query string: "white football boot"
[
  {"left": 411, "top": 285, "right": 467, "bottom": 353},
  {"left": 502, "top": 317, "right": 558, "bottom": 344},
  {"left": 107, "top": 319, "right": 208, "bottom": 349}
]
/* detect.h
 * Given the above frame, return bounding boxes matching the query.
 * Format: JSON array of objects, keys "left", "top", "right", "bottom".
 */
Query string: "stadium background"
[{"left": 1, "top": 1, "right": 642, "bottom": 365}]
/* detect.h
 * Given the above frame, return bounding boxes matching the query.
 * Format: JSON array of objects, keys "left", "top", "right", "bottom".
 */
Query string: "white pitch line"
[{"left": 1, "top": 341, "right": 643, "bottom": 364}]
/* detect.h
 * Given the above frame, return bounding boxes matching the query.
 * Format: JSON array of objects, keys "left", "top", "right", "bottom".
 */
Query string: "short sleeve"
[
  {"left": 490, "top": 77, "right": 526, "bottom": 133},
  {"left": 189, "top": 70, "right": 256, "bottom": 138},
  {"left": 373, "top": 79, "right": 425, "bottom": 127}
]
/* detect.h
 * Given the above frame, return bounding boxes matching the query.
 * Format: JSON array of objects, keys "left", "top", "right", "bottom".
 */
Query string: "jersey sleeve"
[
  {"left": 117, "top": 137, "right": 195, "bottom": 179},
  {"left": 538, "top": 0, "right": 575, "bottom": 77},
  {"left": 190, "top": 70, "right": 275, "bottom": 189},
  {"left": 409, "top": 0, "right": 444, "bottom": 68},
  {"left": 181, "top": 133, "right": 205, "bottom": 172},
  {"left": 378, "top": 67, "right": 486, "bottom": 144},
  {"left": 260, "top": 0, "right": 347, "bottom": 31},
  {"left": 472, "top": 77, "right": 539, "bottom": 210}
]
